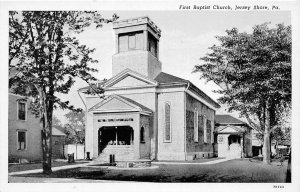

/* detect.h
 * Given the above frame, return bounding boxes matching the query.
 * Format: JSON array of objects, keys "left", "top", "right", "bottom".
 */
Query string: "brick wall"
[{"left": 185, "top": 93, "right": 215, "bottom": 158}]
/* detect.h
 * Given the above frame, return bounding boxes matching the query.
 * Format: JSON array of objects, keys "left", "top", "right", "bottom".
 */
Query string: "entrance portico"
[{"left": 89, "top": 95, "right": 153, "bottom": 161}]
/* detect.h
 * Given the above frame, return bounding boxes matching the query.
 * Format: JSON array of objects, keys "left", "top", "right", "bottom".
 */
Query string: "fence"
[{"left": 64, "top": 144, "right": 85, "bottom": 160}]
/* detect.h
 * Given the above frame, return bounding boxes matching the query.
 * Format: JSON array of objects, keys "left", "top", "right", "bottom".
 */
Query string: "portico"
[{"left": 90, "top": 95, "right": 152, "bottom": 161}]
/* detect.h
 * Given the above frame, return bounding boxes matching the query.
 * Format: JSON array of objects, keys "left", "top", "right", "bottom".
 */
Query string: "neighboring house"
[
  {"left": 9, "top": 92, "right": 67, "bottom": 162},
  {"left": 8, "top": 93, "right": 42, "bottom": 163},
  {"left": 78, "top": 16, "right": 220, "bottom": 162},
  {"left": 251, "top": 129, "right": 263, "bottom": 157},
  {"left": 214, "top": 115, "right": 252, "bottom": 158},
  {"left": 52, "top": 126, "right": 66, "bottom": 159}
]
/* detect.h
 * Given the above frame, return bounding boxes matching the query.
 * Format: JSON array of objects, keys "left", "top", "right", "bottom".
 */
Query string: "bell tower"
[{"left": 112, "top": 16, "right": 162, "bottom": 79}]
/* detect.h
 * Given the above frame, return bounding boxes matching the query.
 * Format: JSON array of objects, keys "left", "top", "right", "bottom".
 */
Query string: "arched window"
[
  {"left": 140, "top": 126, "right": 145, "bottom": 143},
  {"left": 164, "top": 102, "right": 171, "bottom": 142}
]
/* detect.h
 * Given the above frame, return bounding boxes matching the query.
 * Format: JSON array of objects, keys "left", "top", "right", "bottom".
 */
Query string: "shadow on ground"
[{"left": 12, "top": 159, "right": 288, "bottom": 183}]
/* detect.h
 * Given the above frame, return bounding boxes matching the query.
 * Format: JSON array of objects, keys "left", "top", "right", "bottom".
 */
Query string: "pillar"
[{"left": 143, "top": 30, "right": 148, "bottom": 51}]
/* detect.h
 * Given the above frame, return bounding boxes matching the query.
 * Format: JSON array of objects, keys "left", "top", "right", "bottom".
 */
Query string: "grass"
[
  {"left": 11, "top": 159, "right": 288, "bottom": 183},
  {"left": 8, "top": 160, "right": 89, "bottom": 173}
]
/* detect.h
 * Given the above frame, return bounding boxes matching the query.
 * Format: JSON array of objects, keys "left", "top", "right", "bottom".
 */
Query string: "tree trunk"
[
  {"left": 40, "top": 88, "right": 53, "bottom": 174},
  {"left": 263, "top": 102, "right": 271, "bottom": 164}
]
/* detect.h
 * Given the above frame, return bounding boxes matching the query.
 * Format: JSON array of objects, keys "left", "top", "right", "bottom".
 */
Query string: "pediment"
[
  {"left": 111, "top": 75, "right": 150, "bottom": 88},
  {"left": 104, "top": 69, "right": 158, "bottom": 89},
  {"left": 89, "top": 97, "right": 135, "bottom": 112},
  {"left": 219, "top": 126, "right": 241, "bottom": 133},
  {"left": 88, "top": 95, "right": 152, "bottom": 115}
]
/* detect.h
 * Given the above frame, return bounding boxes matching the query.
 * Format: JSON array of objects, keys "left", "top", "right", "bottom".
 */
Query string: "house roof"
[
  {"left": 215, "top": 115, "right": 247, "bottom": 125},
  {"left": 52, "top": 127, "right": 66, "bottom": 136}
]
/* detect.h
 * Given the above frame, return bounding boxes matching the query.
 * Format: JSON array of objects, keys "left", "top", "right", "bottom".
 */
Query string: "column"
[
  {"left": 143, "top": 30, "right": 148, "bottom": 51},
  {"left": 134, "top": 114, "right": 140, "bottom": 159},
  {"left": 115, "top": 126, "right": 118, "bottom": 145},
  {"left": 115, "top": 34, "right": 119, "bottom": 54}
]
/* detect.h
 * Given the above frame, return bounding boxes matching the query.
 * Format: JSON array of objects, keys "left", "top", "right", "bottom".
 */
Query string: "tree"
[
  {"left": 52, "top": 115, "right": 63, "bottom": 127},
  {"left": 64, "top": 111, "right": 85, "bottom": 144},
  {"left": 193, "top": 23, "right": 291, "bottom": 164},
  {"left": 9, "top": 11, "right": 118, "bottom": 173}
]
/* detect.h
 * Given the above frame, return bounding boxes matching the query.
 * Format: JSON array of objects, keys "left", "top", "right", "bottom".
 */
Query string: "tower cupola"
[{"left": 112, "top": 16, "right": 162, "bottom": 79}]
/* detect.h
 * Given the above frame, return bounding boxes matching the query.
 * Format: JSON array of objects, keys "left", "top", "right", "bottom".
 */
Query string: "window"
[
  {"left": 18, "top": 102, "right": 26, "bottom": 120},
  {"left": 203, "top": 116, "right": 207, "bottom": 143},
  {"left": 164, "top": 103, "right": 171, "bottom": 142},
  {"left": 128, "top": 34, "right": 136, "bottom": 49},
  {"left": 148, "top": 33, "right": 157, "bottom": 57},
  {"left": 211, "top": 120, "right": 214, "bottom": 143},
  {"left": 207, "top": 119, "right": 211, "bottom": 144},
  {"left": 118, "top": 32, "right": 143, "bottom": 52},
  {"left": 17, "top": 131, "right": 26, "bottom": 150},
  {"left": 140, "top": 126, "right": 145, "bottom": 143},
  {"left": 194, "top": 110, "right": 198, "bottom": 142}
]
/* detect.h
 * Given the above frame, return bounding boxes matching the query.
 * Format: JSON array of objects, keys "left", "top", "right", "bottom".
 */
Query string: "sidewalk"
[
  {"left": 9, "top": 158, "right": 236, "bottom": 176},
  {"left": 152, "top": 157, "right": 237, "bottom": 165},
  {"left": 9, "top": 162, "right": 92, "bottom": 176}
]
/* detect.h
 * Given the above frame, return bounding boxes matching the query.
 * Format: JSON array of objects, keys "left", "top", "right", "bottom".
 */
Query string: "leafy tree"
[
  {"left": 64, "top": 111, "right": 85, "bottom": 144},
  {"left": 52, "top": 115, "right": 63, "bottom": 127},
  {"left": 194, "top": 23, "right": 291, "bottom": 164},
  {"left": 9, "top": 11, "right": 118, "bottom": 173}
]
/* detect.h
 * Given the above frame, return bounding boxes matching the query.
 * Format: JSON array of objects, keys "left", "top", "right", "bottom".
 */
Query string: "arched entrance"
[
  {"left": 98, "top": 126, "right": 134, "bottom": 155},
  {"left": 228, "top": 135, "right": 242, "bottom": 158}
]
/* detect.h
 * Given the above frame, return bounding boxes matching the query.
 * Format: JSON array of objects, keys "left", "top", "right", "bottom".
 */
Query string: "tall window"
[
  {"left": 119, "top": 32, "right": 143, "bottom": 52},
  {"left": 194, "top": 110, "right": 198, "bottom": 142},
  {"left": 211, "top": 120, "right": 214, "bottom": 143},
  {"left": 207, "top": 119, "right": 211, "bottom": 144},
  {"left": 17, "top": 131, "right": 26, "bottom": 150},
  {"left": 164, "top": 103, "right": 171, "bottom": 142},
  {"left": 140, "top": 126, "right": 145, "bottom": 143},
  {"left": 203, "top": 116, "right": 207, "bottom": 143},
  {"left": 18, "top": 102, "right": 26, "bottom": 120}
]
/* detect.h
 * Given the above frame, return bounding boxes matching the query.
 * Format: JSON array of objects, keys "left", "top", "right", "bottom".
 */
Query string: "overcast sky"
[{"left": 55, "top": 10, "right": 291, "bottom": 123}]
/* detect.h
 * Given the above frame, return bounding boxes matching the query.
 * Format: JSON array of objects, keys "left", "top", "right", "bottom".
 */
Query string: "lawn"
[
  {"left": 8, "top": 160, "right": 88, "bottom": 173},
  {"left": 10, "top": 159, "right": 288, "bottom": 183}
]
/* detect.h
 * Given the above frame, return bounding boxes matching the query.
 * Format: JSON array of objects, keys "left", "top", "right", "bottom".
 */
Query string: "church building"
[{"left": 78, "top": 16, "right": 220, "bottom": 161}]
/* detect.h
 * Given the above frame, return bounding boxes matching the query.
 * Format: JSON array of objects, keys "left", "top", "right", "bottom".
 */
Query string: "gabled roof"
[
  {"left": 154, "top": 72, "right": 188, "bottom": 84},
  {"left": 89, "top": 94, "right": 152, "bottom": 115},
  {"left": 215, "top": 114, "right": 247, "bottom": 125},
  {"left": 154, "top": 72, "right": 220, "bottom": 109},
  {"left": 78, "top": 70, "right": 220, "bottom": 109},
  {"left": 78, "top": 80, "right": 107, "bottom": 93},
  {"left": 215, "top": 125, "right": 247, "bottom": 133},
  {"left": 103, "top": 69, "right": 158, "bottom": 88},
  {"left": 52, "top": 127, "right": 66, "bottom": 136}
]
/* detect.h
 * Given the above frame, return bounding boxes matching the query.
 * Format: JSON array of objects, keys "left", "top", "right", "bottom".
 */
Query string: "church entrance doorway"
[
  {"left": 228, "top": 135, "right": 242, "bottom": 158},
  {"left": 98, "top": 126, "right": 134, "bottom": 155}
]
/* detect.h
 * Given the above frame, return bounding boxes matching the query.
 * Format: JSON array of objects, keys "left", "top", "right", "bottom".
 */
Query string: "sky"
[{"left": 54, "top": 10, "right": 291, "bottom": 124}]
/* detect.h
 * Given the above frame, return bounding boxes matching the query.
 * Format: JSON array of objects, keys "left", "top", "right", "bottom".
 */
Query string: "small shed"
[
  {"left": 214, "top": 115, "right": 252, "bottom": 158},
  {"left": 52, "top": 127, "right": 66, "bottom": 159}
]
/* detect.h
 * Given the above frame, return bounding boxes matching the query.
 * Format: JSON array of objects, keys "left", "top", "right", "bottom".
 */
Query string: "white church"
[{"left": 78, "top": 16, "right": 252, "bottom": 162}]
